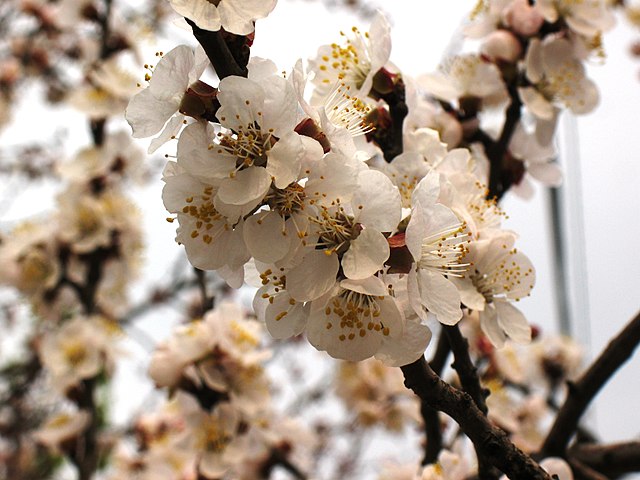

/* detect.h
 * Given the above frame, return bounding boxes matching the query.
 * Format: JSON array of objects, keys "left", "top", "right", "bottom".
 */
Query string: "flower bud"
[
  {"left": 503, "top": 0, "right": 544, "bottom": 37},
  {"left": 481, "top": 30, "right": 523, "bottom": 63}
]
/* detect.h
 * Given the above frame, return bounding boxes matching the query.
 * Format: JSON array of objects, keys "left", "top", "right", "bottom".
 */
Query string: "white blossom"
[{"left": 168, "top": 0, "right": 277, "bottom": 35}]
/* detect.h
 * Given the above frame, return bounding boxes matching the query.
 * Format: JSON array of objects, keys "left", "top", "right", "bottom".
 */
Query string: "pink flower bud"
[
  {"left": 481, "top": 30, "right": 523, "bottom": 63},
  {"left": 503, "top": 0, "right": 544, "bottom": 37}
]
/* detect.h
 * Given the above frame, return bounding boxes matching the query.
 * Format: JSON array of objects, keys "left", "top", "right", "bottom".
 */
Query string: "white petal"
[
  {"left": 353, "top": 169, "right": 402, "bottom": 232},
  {"left": 178, "top": 122, "right": 235, "bottom": 180},
  {"left": 168, "top": 0, "right": 221, "bottom": 31},
  {"left": 286, "top": 250, "right": 339, "bottom": 302},
  {"left": 375, "top": 316, "right": 431, "bottom": 367},
  {"left": 248, "top": 57, "right": 279, "bottom": 82},
  {"left": 566, "top": 79, "right": 599, "bottom": 115},
  {"left": 306, "top": 307, "right": 381, "bottom": 361},
  {"left": 126, "top": 88, "right": 178, "bottom": 138},
  {"left": 243, "top": 211, "right": 289, "bottom": 263},
  {"left": 217, "top": 167, "right": 271, "bottom": 205},
  {"left": 524, "top": 38, "right": 543, "bottom": 83},
  {"left": 495, "top": 301, "right": 531, "bottom": 344},
  {"left": 519, "top": 87, "right": 555, "bottom": 120},
  {"left": 341, "top": 229, "right": 389, "bottom": 280},
  {"left": 149, "top": 114, "right": 184, "bottom": 154},
  {"left": 451, "top": 276, "right": 486, "bottom": 311},
  {"left": 265, "top": 294, "right": 309, "bottom": 339},
  {"left": 148, "top": 45, "right": 194, "bottom": 99},
  {"left": 266, "top": 132, "right": 303, "bottom": 189},
  {"left": 418, "top": 72, "right": 461, "bottom": 102},
  {"left": 407, "top": 270, "right": 428, "bottom": 322},
  {"left": 480, "top": 306, "right": 506, "bottom": 348},
  {"left": 217, "top": 0, "right": 277, "bottom": 35},
  {"left": 417, "top": 270, "right": 462, "bottom": 325},
  {"left": 411, "top": 169, "right": 441, "bottom": 207},
  {"left": 260, "top": 76, "right": 298, "bottom": 135},
  {"left": 217, "top": 264, "right": 244, "bottom": 289},
  {"left": 217, "top": 76, "right": 264, "bottom": 131},
  {"left": 340, "top": 275, "right": 387, "bottom": 297}
]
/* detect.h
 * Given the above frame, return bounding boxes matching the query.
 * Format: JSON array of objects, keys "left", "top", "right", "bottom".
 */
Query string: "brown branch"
[
  {"left": 421, "top": 403, "right": 443, "bottom": 465},
  {"left": 569, "top": 441, "right": 640, "bottom": 478},
  {"left": 185, "top": 19, "right": 249, "bottom": 79},
  {"left": 429, "top": 327, "right": 451, "bottom": 376},
  {"left": 444, "top": 325, "right": 488, "bottom": 415},
  {"left": 418, "top": 329, "right": 451, "bottom": 464},
  {"left": 194, "top": 267, "right": 215, "bottom": 315},
  {"left": 486, "top": 83, "right": 523, "bottom": 201},
  {"left": 401, "top": 356, "right": 552, "bottom": 479},
  {"left": 69, "top": 378, "right": 101, "bottom": 480},
  {"left": 567, "top": 458, "right": 609, "bottom": 480},
  {"left": 541, "top": 310, "right": 640, "bottom": 458},
  {"left": 368, "top": 73, "right": 408, "bottom": 162},
  {"left": 444, "top": 325, "right": 501, "bottom": 479},
  {"left": 260, "top": 446, "right": 308, "bottom": 480}
]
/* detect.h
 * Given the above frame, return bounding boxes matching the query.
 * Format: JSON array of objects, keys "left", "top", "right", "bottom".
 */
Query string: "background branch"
[
  {"left": 569, "top": 441, "right": 640, "bottom": 478},
  {"left": 541, "top": 310, "right": 640, "bottom": 457}
]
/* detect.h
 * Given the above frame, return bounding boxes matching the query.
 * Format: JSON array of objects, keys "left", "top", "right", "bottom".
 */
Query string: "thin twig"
[{"left": 541, "top": 310, "right": 640, "bottom": 457}]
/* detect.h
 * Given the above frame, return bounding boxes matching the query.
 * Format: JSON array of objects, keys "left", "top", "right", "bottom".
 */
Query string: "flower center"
[
  {"left": 466, "top": 181, "right": 507, "bottom": 231},
  {"left": 202, "top": 422, "right": 232, "bottom": 454},
  {"left": 324, "top": 290, "right": 390, "bottom": 341},
  {"left": 317, "top": 26, "right": 372, "bottom": 90},
  {"left": 218, "top": 121, "right": 275, "bottom": 170},
  {"left": 19, "top": 248, "right": 55, "bottom": 288},
  {"left": 180, "top": 185, "right": 224, "bottom": 245},
  {"left": 63, "top": 341, "right": 88, "bottom": 366},
  {"left": 418, "top": 223, "right": 470, "bottom": 276},
  {"left": 311, "top": 205, "right": 360, "bottom": 256},
  {"left": 323, "top": 82, "right": 374, "bottom": 136},
  {"left": 266, "top": 183, "right": 306, "bottom": 217},
  {"left": 470, "top": 248, "right": 533, "bottom": 303}
]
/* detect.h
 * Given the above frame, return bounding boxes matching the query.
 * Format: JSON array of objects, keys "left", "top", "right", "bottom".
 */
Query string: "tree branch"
[
  {"left": 569, "top": 441, "right": 640, "bottom": 478},
  {"left": 541, "top": 310, "right": 640, "bottom": 457},
  {"left": 186, "top": 19, "right": 249, "bottom": 79},
  {"left": 486, "top": 83, "right": 522, "bottom": 201},
  {"left": 567, "top": 458, "right": 609, "bottom": 480},
  {"left": 444, "top": 325, "right": 488, "bottom": 415},
  {"left": 419, "top": 329, "right": 451, "bottom": 464},
  {"left": 429, "top": 327, "right": 451, "bottom": 376},
  {"left": 444, "top": 325, "right": 501, "bottom": 479},
  {"left": 401, "top": 356, "right": 551, "bottom": 479}
]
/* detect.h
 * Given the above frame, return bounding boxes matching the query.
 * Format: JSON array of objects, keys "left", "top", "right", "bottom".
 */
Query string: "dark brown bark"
[
  {"left": 401, "top": 356, "right": 551, "bottom": 479},
  {"left": 541, "top": 310, "right": 640, "bottom": 457}
]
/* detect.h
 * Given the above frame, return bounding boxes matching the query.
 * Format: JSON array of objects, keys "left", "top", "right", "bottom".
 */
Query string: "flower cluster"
[
  {"left": 126, "top": 9, "right": 543, "bottom": 367},
  {"left": 127, "top": 3, "right": 535, "bottom": 365},
  {"left": 109, "top": 302, "right": 315, "bottom": 480},
  {"left": 335, "top": 358, "right": 420, "bottom": 431}
]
